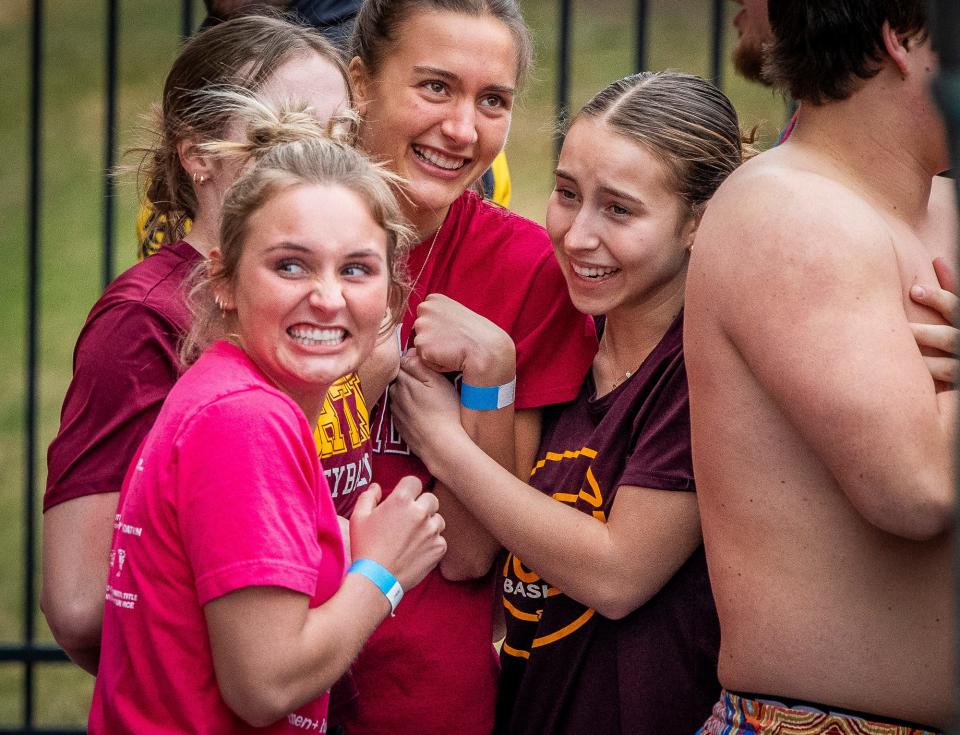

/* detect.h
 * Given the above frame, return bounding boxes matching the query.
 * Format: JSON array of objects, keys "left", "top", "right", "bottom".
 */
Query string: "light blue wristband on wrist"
[
  {"left": 460, "top": 377, "right": 516, "bottom": 411},
  {"left": 348, "top": 558, "right": 403, "bottom": 615}
]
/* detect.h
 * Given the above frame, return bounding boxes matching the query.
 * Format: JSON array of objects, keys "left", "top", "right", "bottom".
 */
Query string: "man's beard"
[{"left": 733, "top": 38, "right": 766, "bottom": 84}]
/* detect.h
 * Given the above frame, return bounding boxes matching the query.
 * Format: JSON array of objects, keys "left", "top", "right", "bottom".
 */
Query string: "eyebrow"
[
  {"left": 554, "top": 169, "right": 646, "bottom": 206},
  {"left": 413, "top": 65, "right": 515, "bottom": 96},
  {"left": 264, "top": 243, "right": 385, "bottom": 259}
]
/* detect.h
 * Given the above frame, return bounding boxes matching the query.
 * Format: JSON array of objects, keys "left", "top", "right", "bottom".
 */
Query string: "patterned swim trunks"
[{"left": 697, "top": 690, "right": 941, "bottom": 735}]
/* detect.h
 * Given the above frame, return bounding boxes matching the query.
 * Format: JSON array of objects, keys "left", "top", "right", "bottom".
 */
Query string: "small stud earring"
[{"left": 193, "top": 172, "right": 206, "bottom": 186}]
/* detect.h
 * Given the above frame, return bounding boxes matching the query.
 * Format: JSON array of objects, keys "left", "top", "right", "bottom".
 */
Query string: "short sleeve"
[
  {"left": 618, "top": 358, "right": 696, "bottom": 492},
  {"left": 174, "top": 391, "right": 325, "bottom": 605},
  {"left": 44, "top": 302, "right": 183, "bottom": 511},
  {"left": 512, "top": 253, "right": 597, "bottom": 410}
]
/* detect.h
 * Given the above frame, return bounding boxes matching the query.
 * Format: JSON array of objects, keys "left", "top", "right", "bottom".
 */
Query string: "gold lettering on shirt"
[{"left": 314, "top": 374, "right": 370, "bottom": 457}]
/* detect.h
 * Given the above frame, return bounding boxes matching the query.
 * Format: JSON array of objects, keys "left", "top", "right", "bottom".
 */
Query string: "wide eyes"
[
  {"left": 341, "top": 264, "right": 371, "bottom": 278},
  {"left": 277, "top": 259, "right": 306, "bottom": 276},
  {"left": 275, "top": 259, "right": 375, "bottom": 279}
]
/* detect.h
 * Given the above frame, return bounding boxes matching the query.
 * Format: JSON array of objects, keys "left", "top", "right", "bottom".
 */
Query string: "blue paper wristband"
[
  {"left": 460, "top": 377, "right": 516, "bottom": 411},
  {"left": 348, "top": 559, "right": 404, "bottom": 615}
]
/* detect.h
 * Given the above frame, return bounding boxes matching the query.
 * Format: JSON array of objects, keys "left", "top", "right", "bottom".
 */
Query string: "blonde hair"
[
  {"left": 137, "top": 12, "right": 351, "bottom": 251},
  {"left": 181, "top": 93, "right": 412, "bottom": 365}
]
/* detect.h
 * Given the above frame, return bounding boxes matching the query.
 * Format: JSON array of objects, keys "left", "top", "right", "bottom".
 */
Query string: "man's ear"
[
  {"left": 348, "top": 56, "right": 372, "bottom": 116},
  {"left": 881, "top": 19, "right": 911, "bottom": 79},
  {"left": 177, "top": 137, "right": 215, "bottom": 187}
]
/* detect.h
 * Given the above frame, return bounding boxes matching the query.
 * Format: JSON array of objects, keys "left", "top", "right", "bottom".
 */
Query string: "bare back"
[{"left": 685, "top": 143, "right": 956, "bottom": 727}]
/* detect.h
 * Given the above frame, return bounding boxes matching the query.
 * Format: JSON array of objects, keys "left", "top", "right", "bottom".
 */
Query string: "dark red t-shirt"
[
  {"left": 497, "top": 311, "right": 720, "bottom": 735},
  {"left": 353, "top": 192, "right": 598, "bottom": 735},
  {"left": 45, "top": 241, "right": 201, "bottom": 511}
]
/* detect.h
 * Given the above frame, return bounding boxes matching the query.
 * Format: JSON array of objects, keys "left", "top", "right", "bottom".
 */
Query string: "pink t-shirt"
[
  {"left": 354, "top": 192, "right": 598, "bottom": 735},
  {"left": 89, "top": 341, "right": 345, "bottom": 734}
]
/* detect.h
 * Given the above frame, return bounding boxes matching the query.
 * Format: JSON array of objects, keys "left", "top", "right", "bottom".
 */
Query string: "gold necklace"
[
  {"left": 599, "top": 335, "right": 639, "bottom": 391},
  {"left": 609, "top": 365, "right": 635, "bottom": 390},
  {"left": 410, "top": 222, "right": 443, "bottom": 294}
]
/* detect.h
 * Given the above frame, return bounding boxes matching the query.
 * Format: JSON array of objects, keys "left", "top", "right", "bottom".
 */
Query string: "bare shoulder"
[
  {"left": 698, "top": 153, "right": 891, "bottom": 269},
  {"left": 690, "top": 151, "right": 901, "bottom": 324}
]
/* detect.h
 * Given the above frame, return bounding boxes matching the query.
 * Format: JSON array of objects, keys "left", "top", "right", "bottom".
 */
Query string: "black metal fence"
[
  {"left": 11, "top": 0, "right": 958, "bottom": 732},
  {"left": 16, "top": 5, "right": 197, "bottom": 732}
]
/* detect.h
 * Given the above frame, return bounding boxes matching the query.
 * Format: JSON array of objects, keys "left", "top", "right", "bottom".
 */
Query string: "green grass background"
[{"left": 0, "top": 0, "right": 785, "bottom": 726}]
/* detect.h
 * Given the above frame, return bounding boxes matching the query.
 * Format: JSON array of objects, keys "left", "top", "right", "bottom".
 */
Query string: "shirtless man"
[{"left": 686, "top": 1, "right": 957, "bottom": 732}]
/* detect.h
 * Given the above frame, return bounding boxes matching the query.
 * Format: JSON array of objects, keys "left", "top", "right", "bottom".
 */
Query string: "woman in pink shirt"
[
  {"left": 42, "top": 14, "right": 355, "bottom": 674},
  {"left": 88, "top": 100, "right": 446, "bottom": 733}
]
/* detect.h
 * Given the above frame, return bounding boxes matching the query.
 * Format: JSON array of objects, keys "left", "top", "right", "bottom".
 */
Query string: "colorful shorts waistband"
[{"left": 696, "top": 689, "right": 941, "bottom": 735}]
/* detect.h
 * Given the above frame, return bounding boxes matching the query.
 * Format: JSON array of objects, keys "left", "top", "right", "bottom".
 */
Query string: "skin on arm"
[
  {"left": 392, "top": 354, "right": 702, "bottom": 619},
  {"left": 41, "top": 492, "right": 119, "bottom": 674},
  {"left": 410, "top": 294, "right": 520, "bottom": 581},
  {"left": 205, "top": 478, "right": 446, "bottom": 727},
  {"left": 698, "top": 172, "right": 955, "bottom": 540}
]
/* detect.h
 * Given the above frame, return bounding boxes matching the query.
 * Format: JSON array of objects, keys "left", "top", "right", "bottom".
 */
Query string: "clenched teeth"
[
  {"left": 288, "top": 326, "right": 346, "bottom": 346},
  {"left": 413, "top": 145, "right": 467, "bottom": 171}
]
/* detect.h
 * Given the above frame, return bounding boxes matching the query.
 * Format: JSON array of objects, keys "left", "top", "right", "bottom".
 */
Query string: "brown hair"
[
  {"left": 181, "top": 94, "right": 412, "bottom": 365},
  {"left": 766, "top": 0, "right": 928, "bottom": 104},
  {"left": 139, "top": 12, "right": 351, "bottom": 250},
  {"left": 574, "top": 71, "right": 749, "bottom": 222},
  {"left": 350, "top": 0, "right": 533, "bottom": 89}
]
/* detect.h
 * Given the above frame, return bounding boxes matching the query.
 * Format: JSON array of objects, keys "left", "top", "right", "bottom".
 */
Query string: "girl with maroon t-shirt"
[
  {"left": 392, "top": 72, "right": 749, "bottom": 734},
  {"left": 42, "top": 15, "right": 353, "bottom": 674},
  {"left": 341, "top": 2, "right": 597, "bottom": 733}
]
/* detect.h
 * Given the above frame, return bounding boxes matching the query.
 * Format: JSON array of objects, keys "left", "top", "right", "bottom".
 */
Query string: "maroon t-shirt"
[
  {"left": 497, "top": 311, "right": 720, "bottom": 735},
  {"left": 45, "top": 241, "right": 201, "bottom": 510},
  {"left": 353, "top": 192, "right": 598, "bottom": 735}
]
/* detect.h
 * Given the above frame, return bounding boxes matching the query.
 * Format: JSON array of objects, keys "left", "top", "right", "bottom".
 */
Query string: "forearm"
[
  {"left": 210, "top": 575, "right": 390, "bottom": 727},
  {"left": 272, "top": 576, "right": 390, "bottom": 705},
  {"left": 435, "top": 338, "right": 517, "bottom": 579},
  {"left": 437, "top": 403, "right": 514, "bottom": 580},
  {"left": 428, "top": 432, "right": 636, "bottom": 614}
]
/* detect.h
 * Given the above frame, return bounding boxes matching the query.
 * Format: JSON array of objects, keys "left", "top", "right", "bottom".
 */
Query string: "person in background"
[
  {"left": 391, "top": 71, "right": 745, "bottom": 735},
  {"left": 687, "top": 1, "right": 956, "bottom": 731},
  {"left": 88, "top": 97, "right": 446, "bottom": 733},
  {"left": 202, "top": 0, "right": 361, "bottom": 49},
  {"left": 42, "top": 14, "right": 351, "bottom": 675},
  {"left": 341, "top": 1, "right": 598, "bottom": 732}
]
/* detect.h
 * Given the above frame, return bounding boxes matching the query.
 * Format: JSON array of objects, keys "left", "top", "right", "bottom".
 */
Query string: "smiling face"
[
  {"left": 547, "top": 116, "right": 696, "bottom": 321},
  {"left": 351, "top": 10, "right": 518, "bottom": 237},
  {"left": 221, "top": 183, "right": 389, "bottom": 418},
  {"left": 730, "top": 0, "right": 772, "bottom": 83}
]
